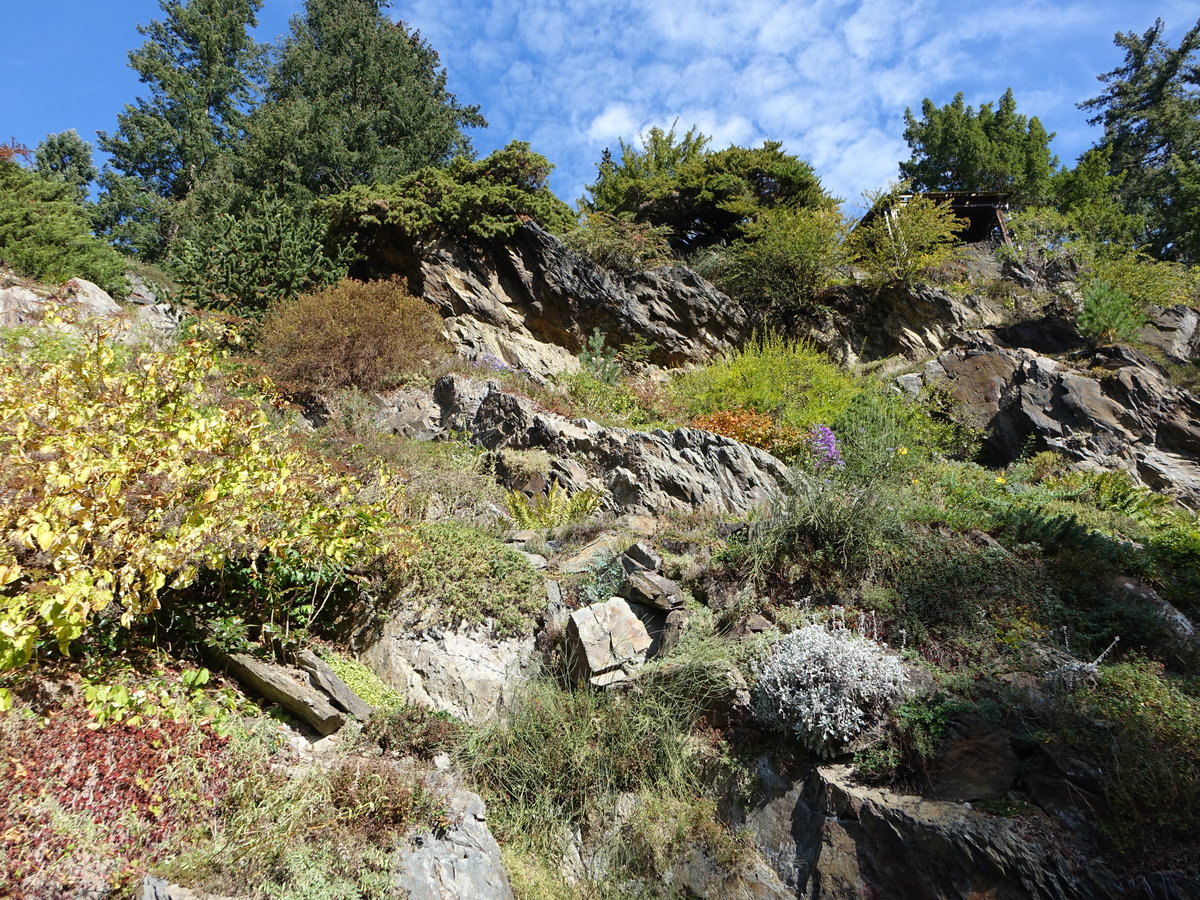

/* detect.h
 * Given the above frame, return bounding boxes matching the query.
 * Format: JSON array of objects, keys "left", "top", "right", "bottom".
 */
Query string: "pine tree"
[
  {"left": 1080, "top": 18, "right": 1200, "bottom": 262},
  {"left": 34, "top": 130, "right": 97, "bottom": 203},
  {"left": 0, "top": 161, "right": 126, "bottom": 293},
  {"left": 899, "top": 89, "right": 1058, "bottom": 207}
]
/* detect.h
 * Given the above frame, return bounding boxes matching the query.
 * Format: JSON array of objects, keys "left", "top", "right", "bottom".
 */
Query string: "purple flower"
[
  {"left": 809, "top": 424, "right": 843, "bottom": 469},
  {"left": 477, "top": 353, "right": 512, "bottom": 372}
]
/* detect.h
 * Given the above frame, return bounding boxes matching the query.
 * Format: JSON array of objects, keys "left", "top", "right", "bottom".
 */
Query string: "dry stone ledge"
[
  {"left": 417, "top": 374, "right": 792, "bottom": 518},
  {"left": 209, "top": 649, "right": 345, "bottom": 735},
  {"left": 566, "top": 597, "right": 652, "bottom": 687}
]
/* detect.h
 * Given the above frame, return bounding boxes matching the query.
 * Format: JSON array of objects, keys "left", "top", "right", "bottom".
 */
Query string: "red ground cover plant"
[{"left": 0, "top": 696, "right": 233, "bottom": 900}]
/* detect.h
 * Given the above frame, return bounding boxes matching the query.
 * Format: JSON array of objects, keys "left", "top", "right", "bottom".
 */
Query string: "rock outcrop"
[
  {"left": 359, "top": 619, "right": 536, "bottom": 726},
  {"left": 360, "top": 222, "right": 753, "bottom": 379},
  {"left": 373, "top": 374, "right": 791, "bottom": 518},
  {"left": 742, "top": 761, "right": 1122, "bottom": 900},
  {"left": 920, "top": 341, "right": 1200, "bottom": 503},
  {"left": 565, "top": 597, "right": 653, "bottom": 687}
]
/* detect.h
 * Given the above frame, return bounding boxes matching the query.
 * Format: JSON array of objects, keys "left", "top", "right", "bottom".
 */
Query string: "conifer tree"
[
  {"left": 899, "top": 89, "right": 1058, "bottom": 207},
  {"left": 237, "top": 0, "right": 485, "bottom": 199},
  {"left": 34, "top": 130, "right": 97, "bottom": 203},
  {"left": 95, "top": 0, "right": 263, "bottom": 256},
  {"left": 1081, "top": 18, "right": 1200, "bottom": 262}
]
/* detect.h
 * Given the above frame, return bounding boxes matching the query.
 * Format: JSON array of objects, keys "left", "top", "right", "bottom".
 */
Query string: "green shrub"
[
  {"left": 0, "top": 161, "right": 126, "bottom": 295},
  {"left": 849, "top": 186, "right": 963, "bottom": 286},
  {"left": 395, "top": 524, "right": 544, "bottom": 636},
  {"left": 1077, "top": 280, "right": 1144, "bottom": 344},
  {"left": 673, "top": 334, "right": 859, "bottom": 433},
  {"left": 561, "top": 211, "right": 674, "bottom": 272},
  {"left": 257, "top": 277, "right": 449, "bottom": 393},
  {"left": 718, "top": 204, "right": 849, "bottom": 311},
  {"left": 170, "top": 191, "right": 353, "bottom": 315},
  {"left": 1048, "top": 660, "right": 1200, "bottom": 866},
  {"left": 323, "top": 142, "right": 576, "bottom": 247}
]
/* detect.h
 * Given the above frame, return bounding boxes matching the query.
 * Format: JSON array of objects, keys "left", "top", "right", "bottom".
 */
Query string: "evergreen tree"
[
  {"left": 1080, "top": 18, "right": 1200, "bottom": 262},
  {"left": 899, "top": 89, "right": 1058, "bottom": 207},
  {"left": 34, "top": 130, "right": 97, "bottom": 203},
  {"left": 95, "top": 0, "right": 263, "bottom": 256},
  {"left": 584, "top": 125, "right": 830, "bottom": 252},
  {"left": 237, "top": 0, "right": 485, "bottom": 199},
  {"left": 0, "top": 160, "right": 126, "bottom": 293}
]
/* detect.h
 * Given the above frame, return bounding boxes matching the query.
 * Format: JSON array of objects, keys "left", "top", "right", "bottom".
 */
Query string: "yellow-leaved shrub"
[{"left": 0, "top": 322, "right": 402, "bottom": 675}]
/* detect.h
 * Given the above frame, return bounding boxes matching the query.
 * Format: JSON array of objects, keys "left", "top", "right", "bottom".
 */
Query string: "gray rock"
[
  {"left": 64, "top": 278, "right": 120, "bottom": 317},
  {"left": 0, "top": 284, "right": 45, "bottom": 326},
  {"left": 135, "top": 876, "right": 242, "bottom": 900},
  {"left": 211, "top": 649, "right": 345, "bottom": 735},
  {"left": 741, "top": 761, "right": 1122, "bottom": 899},
  {"left": 621, "top": 541, "right": 662, "bottom": 572},
  {"left": 394, "top": 789, "right": 514, "bottom": 900},
  {"left": 566, "top": 597, "right": 652, "bottom": 687},
  {"left": 360, "top": 622, "right": 534, "bottom": 726},
  {"left": 426, "top": 375, "right": 791, "bottom": 518},
  {"left": 294, "top": 649, "right": 374, "bottom": 721},
  {"left": 1113, "top": 576, "right": 1197, "bottom": 643},
  {"left": 618, "top": 569, "right": 684, "bottom": 611},
  {"left": 1141, "top": 304, "right": 1200, "bottom": 363},
  {"left": 361, "top": 222, "right": 753, "bottom": 380},
  {"left": 927, "top": 713, "right": 1018, "bottom": 802},
  {"left": 926, "top": 342, "right": 1200, "bottom": 504}
]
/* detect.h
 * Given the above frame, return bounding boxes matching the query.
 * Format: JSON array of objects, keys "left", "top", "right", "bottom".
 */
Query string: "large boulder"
[
  {"left": 359, "top": 619, "right": 536, "bottom": 727},
  {"left": 566, "top": 597, "right": 653, "bottom": 687},
  {"left": 359, "top": 222, "right": 752, "bottom": 380}
]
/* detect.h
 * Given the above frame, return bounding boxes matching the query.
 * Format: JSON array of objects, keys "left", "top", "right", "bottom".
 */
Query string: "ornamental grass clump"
[{"left": 753, "top": 622, "right": 907, "bottom": 756}]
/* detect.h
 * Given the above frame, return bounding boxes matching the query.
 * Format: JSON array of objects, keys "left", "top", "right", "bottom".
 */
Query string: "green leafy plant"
[
  {"left": 0, "top": 322, "right": 400, "bottom": 684},
  {"left": 505, "top": 482, "right": 603, "bottom": 529},
  {"left": 393, "top": 524, "right": 544, "bottom": 636},
  {"left": 718, "top": 204, "right": 849, "bottom": 311},
  {"left": 578, "top": 327, "right": 620, "bottom": 384},
  {"left": 562, "top": 211, "right": 674, "bottom": 272},
  {"left": 849, "top": 185, "right": 964, "bottom": 286}
]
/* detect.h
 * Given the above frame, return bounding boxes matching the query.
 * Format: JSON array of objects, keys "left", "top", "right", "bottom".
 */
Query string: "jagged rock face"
[
  {"left": 805, "top": 283, "right": 1005, "bottom": 366},
  {"left": 420, "top": 374, "right": 791, "bottom": 517},
  {"left": 923, "top": 343, "right": 1200, "bottom": 504},
  {"left": 742, "top": 762, "right": 1123, "bottom": 900},
  {"left": 360, "top": 222, "right": 753, "bottom": 380}
]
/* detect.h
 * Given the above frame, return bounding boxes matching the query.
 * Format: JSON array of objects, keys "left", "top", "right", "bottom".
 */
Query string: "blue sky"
[{"left": 3, "top": 0, "right": 1200, "bottom": 213}]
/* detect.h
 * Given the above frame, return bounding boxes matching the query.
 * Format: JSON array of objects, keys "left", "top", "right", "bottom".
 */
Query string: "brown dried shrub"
[{"left": 257, "top": 277, "right": 449, "bottom": 393}]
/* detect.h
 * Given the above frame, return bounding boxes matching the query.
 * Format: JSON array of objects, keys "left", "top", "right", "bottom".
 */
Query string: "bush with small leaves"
[
  {"left": 257, "top": 277, "right": 449, "bottom": 394},
  {"left": 752, "top": 622, "right": 907, "bottom": 756}
]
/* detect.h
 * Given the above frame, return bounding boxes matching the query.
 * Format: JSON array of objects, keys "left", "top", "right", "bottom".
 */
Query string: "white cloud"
[{"left": 393, "top": 0, "right": 1165, "bottom": 205}]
